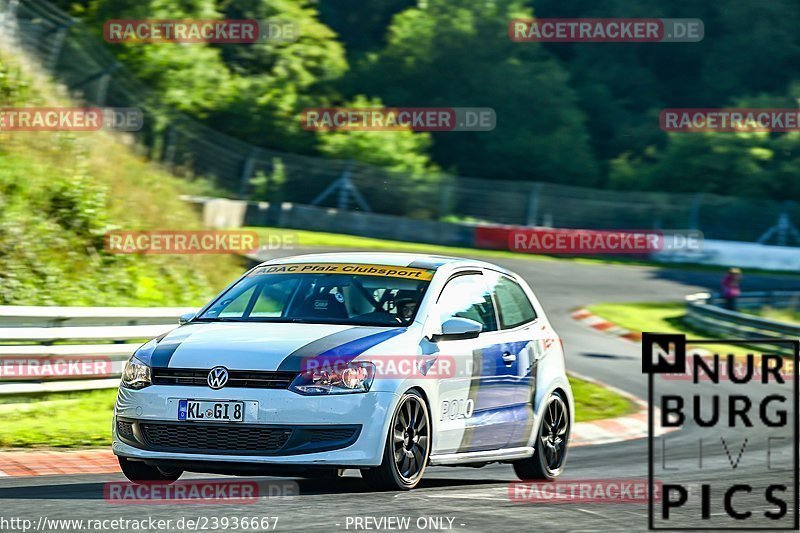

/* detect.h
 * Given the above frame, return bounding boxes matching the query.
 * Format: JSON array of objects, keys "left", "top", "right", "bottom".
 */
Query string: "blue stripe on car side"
[{"left": 458, "top": 340, "right": 532, "bottom": 452}]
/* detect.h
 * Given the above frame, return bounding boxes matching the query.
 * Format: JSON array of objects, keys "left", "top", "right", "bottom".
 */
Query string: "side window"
[
  {"left": 490, "top": 274, "right": 537, "bottom": 329},
  {"left": 437, "top": 274, "right": 498, "bottom": 332}
]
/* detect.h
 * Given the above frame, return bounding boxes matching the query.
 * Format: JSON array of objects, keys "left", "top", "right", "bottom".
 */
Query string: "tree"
[
  {"left": 353, "top": 0, "right": 599, "bottom": 186},
  {"left": 83, "top": 0, "right": 235, "bottom": 117},
  {"left": 314, "top": 96, "right": 442, "bottom": 217},
  {"left": 610, "top": 92, "right": 800, "bottom": 202},
  {"left": 206, "top": 0, "right": 348, "bottom": 152},
  {"left": 528, "top": 0, "right": 800, "bottom": 174},
  {"left": 318, "top": 0, "right": 414, "bottom": 58}
]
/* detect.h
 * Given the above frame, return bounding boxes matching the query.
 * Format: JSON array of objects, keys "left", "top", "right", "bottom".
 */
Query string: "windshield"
[{"left": 197, "top": 263, "right": 434, "bottom": 327}]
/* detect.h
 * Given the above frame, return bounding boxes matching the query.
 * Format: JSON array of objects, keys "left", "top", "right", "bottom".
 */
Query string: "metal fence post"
[
  {"left": 47, "top": 22, "right": 71, "bottom": 71},
  {"left": 162, "top": 126, "right": 175, "bottom": 168},
  {"left": 95, "top": 72, "right": 111, "bottom": 106},
  {"left": 2, "top": 0, "right": 20, "bottom": 45},
  {"left": 526, "top": 183, "right": 542, "bottom": 226},
  {"left": 239, "top": 151, "right": 257, "bottom": 198},
  {"left": 689, "top": 192, "right": 703, "bottom": 230},
  {"left": 438, "top": 184, "right": 451, "bottom": 219},
  {"left": 68, "top": 63, "right": 120, "bottom": 101},
  {"left": 311, "top": 160, "right": 370, "bottom": 212},
  {"left": 758, "top": 202, "right": 800, "bottom": 246},
  {"left": 337, "top": 162, "right": 352, "bottom": 210}
]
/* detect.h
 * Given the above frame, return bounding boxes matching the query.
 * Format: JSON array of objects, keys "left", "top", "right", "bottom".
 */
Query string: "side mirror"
[
  {"left": 430, "top": 317, "right": 482, "bottom": 342},
  {"left": 178, "top": 312, "right": 195, "bottom": 325}
]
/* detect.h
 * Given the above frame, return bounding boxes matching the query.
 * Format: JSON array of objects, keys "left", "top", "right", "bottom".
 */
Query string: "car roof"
[{"left": 257, "top": 252, "right": 510, "bottom": 274}]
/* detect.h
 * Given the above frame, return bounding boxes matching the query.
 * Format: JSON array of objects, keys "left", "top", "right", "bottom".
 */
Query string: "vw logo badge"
[{"left": 207, "top": 366, "right": 229, "bottom": 389}]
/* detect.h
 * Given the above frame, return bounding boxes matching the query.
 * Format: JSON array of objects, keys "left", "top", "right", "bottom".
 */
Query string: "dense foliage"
[
  {"left": 0, "top": 56, "right": 244, "bottom": 305},
  {"left": 52, "top": 0, "right": 800, "bottom": 202}
]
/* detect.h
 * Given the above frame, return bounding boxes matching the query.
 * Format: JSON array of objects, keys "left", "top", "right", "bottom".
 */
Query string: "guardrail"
[
  {"left": 684, "top": 291, "right": 800, "bottom": 346},
  {"left": 0, "top": 306, "right": 196, "bottom": 327},
  {"left": 0, "top": 306, "right": 191, "bottom": 395},
  {"left": 5, "top": 296, "right": 797, "bottom": 396}
]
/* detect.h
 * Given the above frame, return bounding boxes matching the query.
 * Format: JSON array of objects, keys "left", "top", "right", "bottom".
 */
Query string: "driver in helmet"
[{"left": 394, "top": 291, "right": 419, "bottom": 322}]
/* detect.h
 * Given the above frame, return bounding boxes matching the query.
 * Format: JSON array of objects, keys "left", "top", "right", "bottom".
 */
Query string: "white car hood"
[{"left": 136, "top": 321, "right": 409, "bottom": 371}]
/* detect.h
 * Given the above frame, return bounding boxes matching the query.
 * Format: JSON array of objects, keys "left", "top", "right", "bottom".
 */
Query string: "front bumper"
[{"left": 112, "top": 385, "right": 399, "bottom": 467}]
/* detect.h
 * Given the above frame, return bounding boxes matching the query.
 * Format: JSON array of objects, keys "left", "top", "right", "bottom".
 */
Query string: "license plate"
[{"left": 178, "top": 400, "right": 245, "bottom": 422}]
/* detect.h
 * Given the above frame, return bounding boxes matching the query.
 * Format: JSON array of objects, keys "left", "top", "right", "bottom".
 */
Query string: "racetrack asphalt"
[{"left": 3, "top": 249, "right": 800, "bottom": 532}]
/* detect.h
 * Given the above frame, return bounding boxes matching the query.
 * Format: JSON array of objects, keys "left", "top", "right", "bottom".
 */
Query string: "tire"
[
  {"left": 513, "top": 391, "right": 570, "bottom": 481},
  {"left": 118, "top": 457, "right": 183, "bottom": 485},
  {"left": 361, "top": 390, "right": 431, "bottom": 491}
]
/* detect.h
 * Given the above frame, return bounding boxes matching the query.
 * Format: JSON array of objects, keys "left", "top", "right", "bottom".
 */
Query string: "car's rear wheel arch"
[
  {"left": 551, "top": 387, "right": 570, "bottom": 414},
  {"left": 535, "top": 386, "right": 571, "bottom": 430},
  {"left": 535, "top": 381, "right": 571, "bottom": 417},
  {"left": 515, "top": 387, "right": 571, "bottom": 481}
]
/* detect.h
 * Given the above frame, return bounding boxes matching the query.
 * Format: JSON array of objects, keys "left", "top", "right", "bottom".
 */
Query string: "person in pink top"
[{"left": 721, "top": 267, "right": 742, "bottom": 310}]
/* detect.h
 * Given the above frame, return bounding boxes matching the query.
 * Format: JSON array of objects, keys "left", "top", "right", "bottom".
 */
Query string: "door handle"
[{"left": 502, "top": 351, "right": 516, "bottom": 365}]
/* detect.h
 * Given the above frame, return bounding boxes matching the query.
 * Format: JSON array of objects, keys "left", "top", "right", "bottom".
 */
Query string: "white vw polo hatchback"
[{"left": 113, "top": 253, "right": 573, "bottom": 490}]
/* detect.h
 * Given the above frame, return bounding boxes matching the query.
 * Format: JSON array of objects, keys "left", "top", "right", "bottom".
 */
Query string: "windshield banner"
[{"left": 251, "top": 263, "right": 434, "bottom": 281}]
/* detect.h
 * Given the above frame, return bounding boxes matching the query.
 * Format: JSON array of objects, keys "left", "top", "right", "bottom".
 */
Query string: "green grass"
[
  {"left": 743, "top": 307, "right": 800, "bottom": 325},
  {"left": 0, "top": 389, "right": 117, "bottom": 448},
  {"left": 586, "top": 301, "right": 754, "bottom": 357},
  {"left": 0, "top": 376, "right": 633, "bottom": 448},
  {"left": 248, "top": 227, "right": 800, "bottom": 278},
  {"left": 587, "top": 302, "right": 687, "bottom": 335},
  {"left": 0, "top": 52, "right": 244, "bottom": 307},
  {"left": 249, "top": 226, "right": 562, "bottom": 263},
  {"left": 251, "top": 226, "right": 665, "bottom": 267},
  {"left": 568, "top": 375, "right": 637, "bottom": 422}
]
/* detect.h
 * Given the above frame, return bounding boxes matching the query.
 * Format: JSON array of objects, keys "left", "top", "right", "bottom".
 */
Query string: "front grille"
[
  {"left": 308, "top": 428, "right": 357, "bottom": 443},
  {"left": 141, "top": 423, "right": 292, "bottom": 453},
  {"left": 122, "top": 419, "right": 361, "bottom": 455},
  {"left": 152, "top": 368, "right": 296, "bottom": 389},
  {"left": 121, "top": 420, "right": 361, "bottom": 456},
  {"left": 117, "top": 420, "right": 134, "bottom": 439}
]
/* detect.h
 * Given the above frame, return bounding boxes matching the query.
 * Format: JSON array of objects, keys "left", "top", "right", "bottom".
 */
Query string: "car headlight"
[
  {"left": 121, "top": 356, "right": 151, "bottom": 389},
  {"left": 289, "top": 361, "right": 375, "bottom": 395}
]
